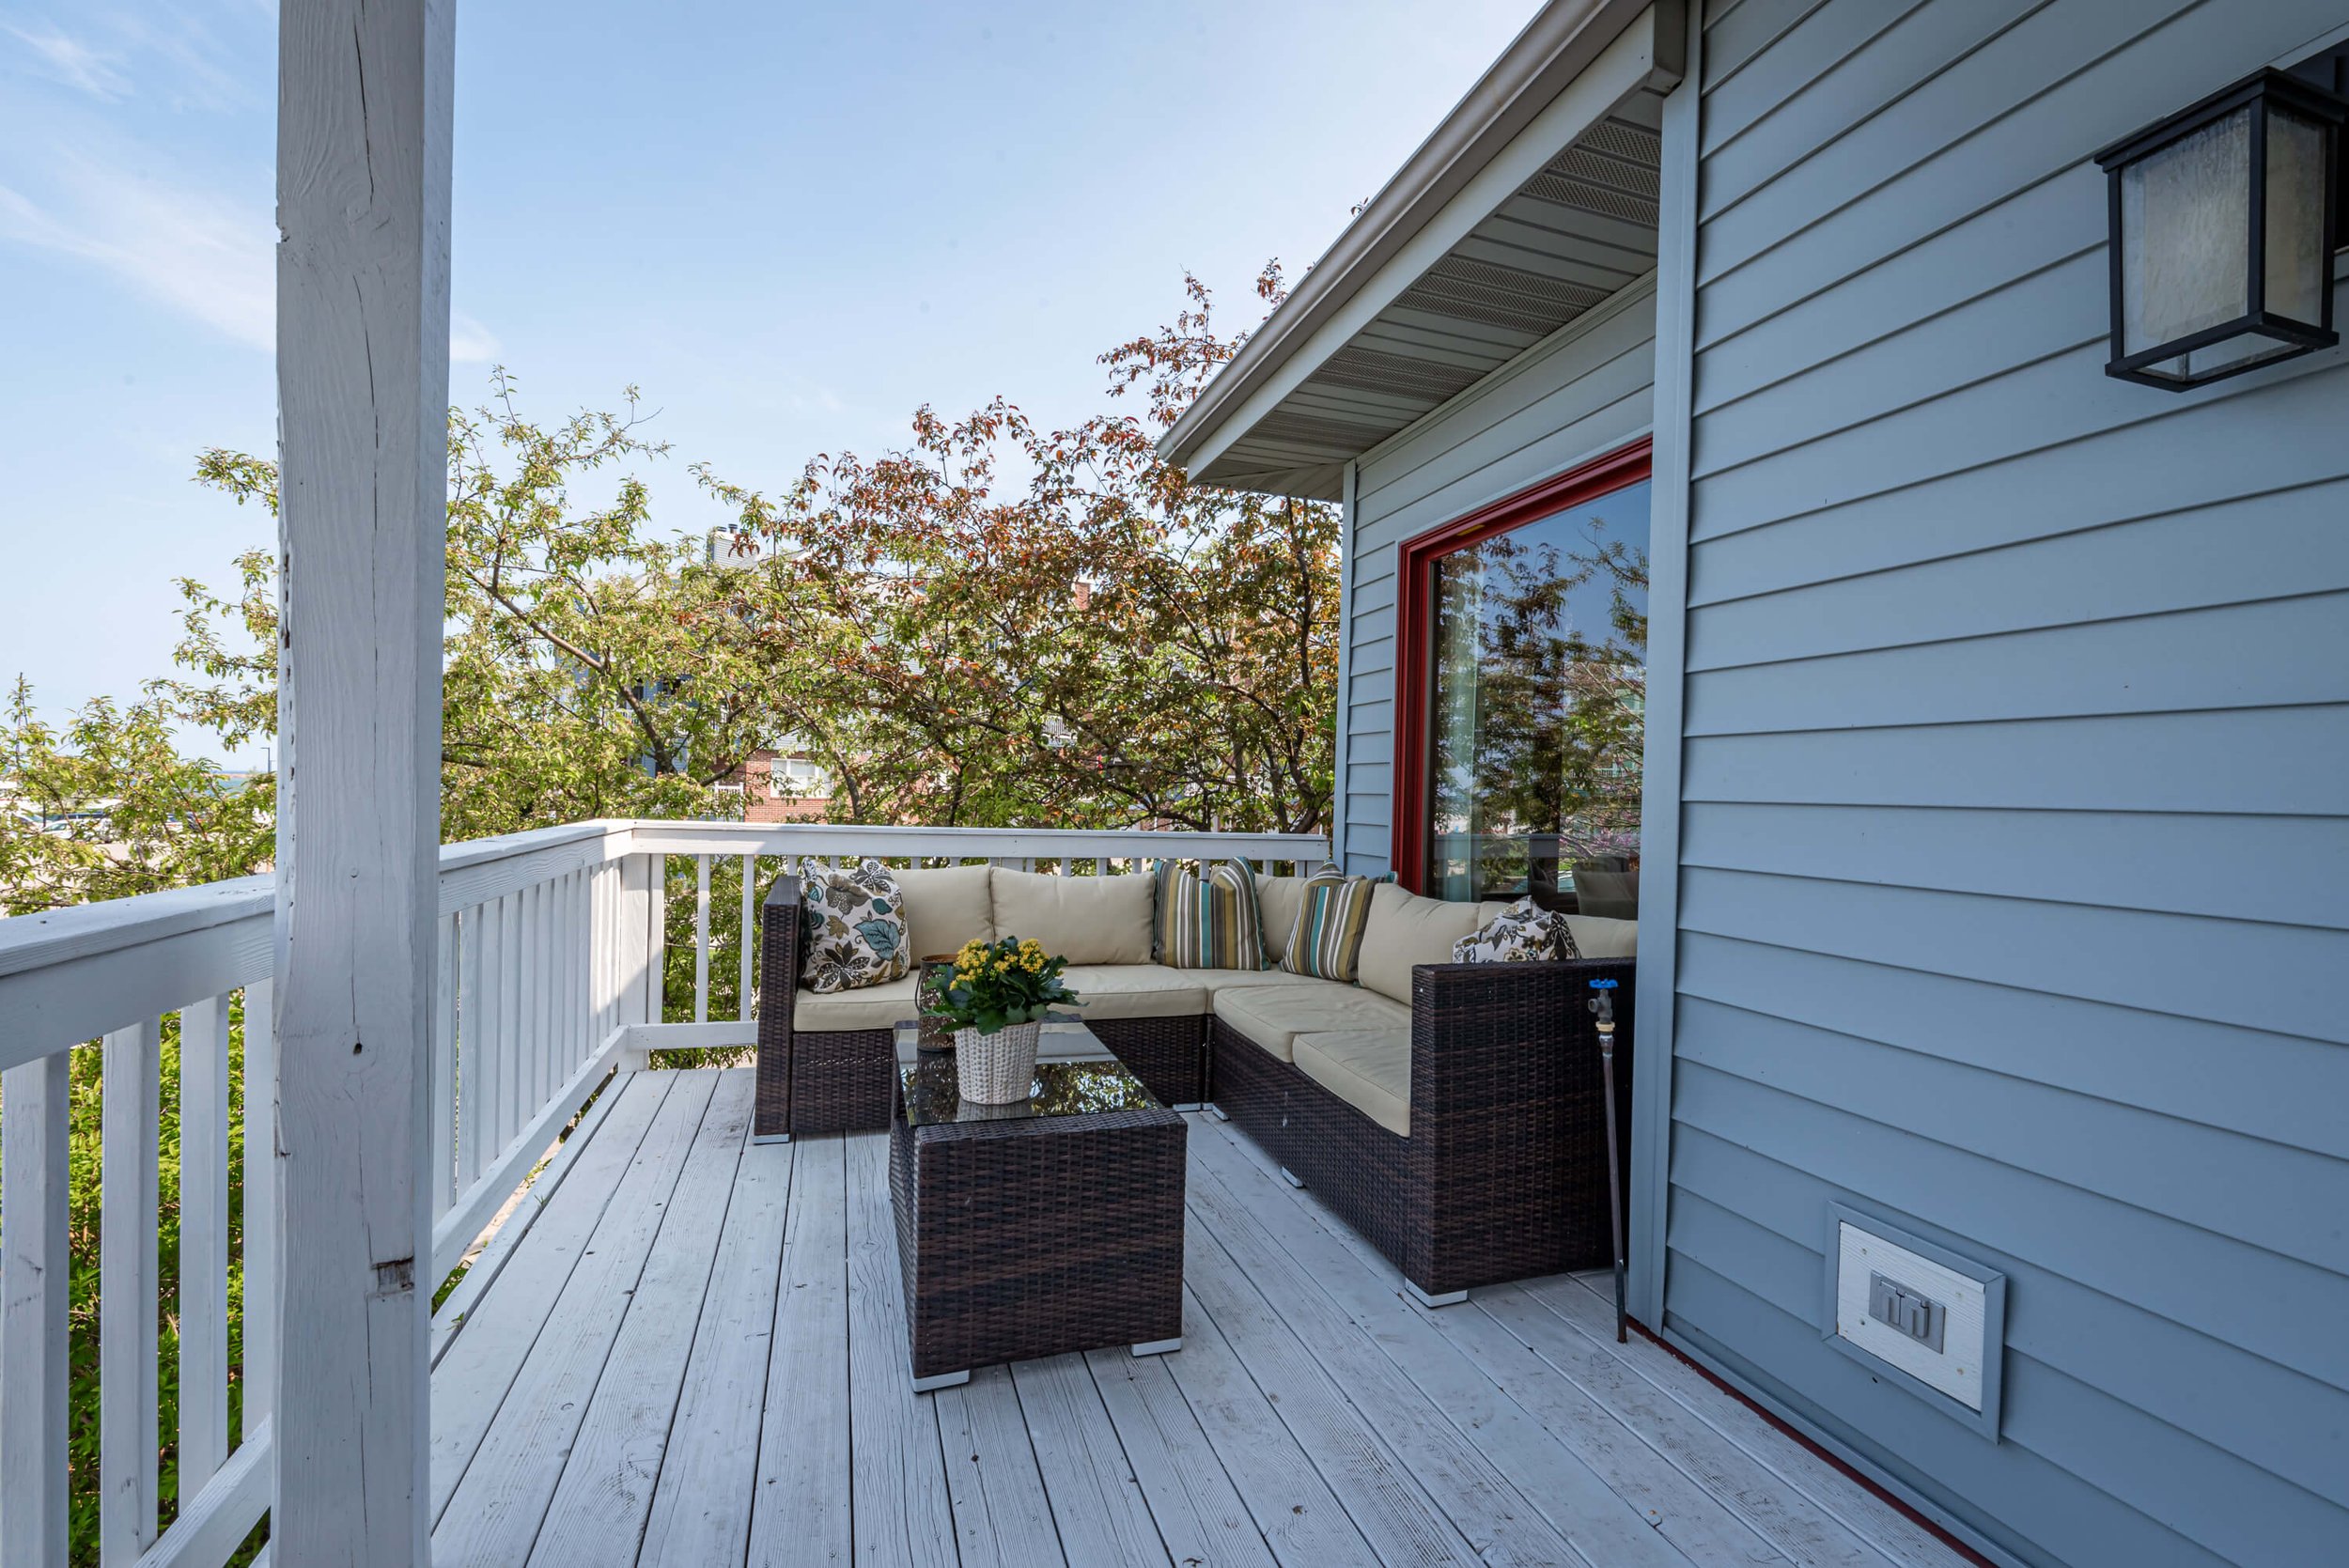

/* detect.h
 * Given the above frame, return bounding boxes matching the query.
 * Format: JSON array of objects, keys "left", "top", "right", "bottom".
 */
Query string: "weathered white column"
[{"left": 273, "top": 0, "right": 454, "bottom": 1561}]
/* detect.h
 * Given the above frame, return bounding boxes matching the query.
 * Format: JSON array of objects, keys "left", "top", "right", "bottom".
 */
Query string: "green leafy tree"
[
  {"left": 170, "top": 373, "right": 835, "bottom": 843},
  {"left": 0, "top": 679, "right": 272, "bottom": 916}
]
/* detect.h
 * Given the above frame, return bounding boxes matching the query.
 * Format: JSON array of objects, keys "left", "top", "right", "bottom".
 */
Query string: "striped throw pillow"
[
  {"left": 1153, "top": 858, "right": 1268, "bottom": 970},
  {"left": 1279, "top": 869, "right": 1377, "bottom": 982}
]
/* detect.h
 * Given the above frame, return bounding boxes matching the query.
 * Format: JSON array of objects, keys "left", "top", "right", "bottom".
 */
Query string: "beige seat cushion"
[
  {"left": 792, "top": 973, "right": 919, "bottom": 1033},
  {"left": 1293, "top": 1029, "right": 1411, "bottom": 1137},
  {"left": 1254, "top": 875, "right": 1315, "bottom": 966},
  {"left": 1190, "top": 966, "right": 1329, "bottom": 999},
  {"left": 1564, "top": 913, "right": 1638, "bottom": 959},
  {"left": 1059, "top": 964, "right": 1209, "bottom": 1020},
  {"left": 893, "top": 864, "right": 995, "bottom": 961},
  {"left": 1212, "top": 979, "right": 1409, "bottom": 1063},
  {"left": 989, "top": 868, "right": 1157, "bottom": 966},
  {"left": 1354, "top": 884, "right": 1485, "bottom": 1005}
]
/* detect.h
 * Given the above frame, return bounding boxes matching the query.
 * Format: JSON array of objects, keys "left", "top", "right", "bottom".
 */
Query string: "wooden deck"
[{"left": 426, "top": 1067, "right": 1968, "bottom": 1568}]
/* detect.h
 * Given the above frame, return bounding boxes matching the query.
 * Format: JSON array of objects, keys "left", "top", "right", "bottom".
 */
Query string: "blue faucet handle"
[{"left": 1588, "top": 977, "right": 1618, "bottom": 990}]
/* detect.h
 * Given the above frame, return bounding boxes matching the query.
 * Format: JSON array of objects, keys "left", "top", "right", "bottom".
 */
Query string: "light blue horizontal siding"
[
  {"left": 1336, "top": 284, "right": 1658, "bottom": 874},
  {"left": 1670, "top": 2, "right": 2349, "bottom": 1563}
]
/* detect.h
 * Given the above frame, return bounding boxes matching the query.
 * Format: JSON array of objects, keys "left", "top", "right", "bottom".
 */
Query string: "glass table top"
[
  {"left": 892, "top": 1014, "right": 1104, "bottom": 1066},
  {"left": 893, "top": 1021, "right": 1160, "bottom": 1127}
]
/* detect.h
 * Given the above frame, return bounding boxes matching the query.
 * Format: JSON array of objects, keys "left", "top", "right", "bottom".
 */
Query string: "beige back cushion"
[
  {"left": 1255, "top": 876, "right": 1315, "bottom": 965},
  {"left": 1354, "top": 883, "right": 1485, "bottom": 1005},
  {"left": 892, "top": 864, "right": 995, "bottom": 961},
  {"left": 1564, "top": 913, "right": 1638, "bottom": 958},
  {"left": 988, "top": 868, "right": 1157, "bottom": 966}
]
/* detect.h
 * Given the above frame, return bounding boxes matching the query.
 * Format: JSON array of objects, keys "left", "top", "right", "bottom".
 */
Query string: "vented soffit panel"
[
  {"left": 1160, "top": 0, "right": 1681, "bottom": 502},
  {"left": 1188, "top": 99, "right": 1663, "bottom": 501}
]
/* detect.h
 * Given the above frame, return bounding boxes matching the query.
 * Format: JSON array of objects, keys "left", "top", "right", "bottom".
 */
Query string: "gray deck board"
[
  {"left": 527, "top": 1072, "right": 753, "bottom": 1568},
  {"left": 747, "top": 1133, "right": 853, "bottom": 1566},
  {"left": 1081, "top": 1347, "right": 1282, "bottom": 1568},
  {"left": 1011, "top": 1352, "right": 1173, "bottom": 1566},
  {"left": 429, "top": 1074, "right": 1970, "bottom": 1568},
  {"left": 636, "top": 1129, "right": 792, "bottom": 1568},
  {"left": 1185, "top": 1121, "right": 1699, "bottom": 1568},
  {"left": 938, "top": 1365, "right": 1065, "bottom": 1567},
  {"left": 433, "top": 1070, "right": 719, "bottom": 1566},
  {"left": 843, "top": 1129, "right": 959, "bottom": 1568}
]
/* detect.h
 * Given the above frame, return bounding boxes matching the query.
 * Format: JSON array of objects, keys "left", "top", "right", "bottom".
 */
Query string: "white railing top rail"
[
  {"left": 623, "top": 820, "right": 1331, "bottom": 862},
  {"left": 0, "top": 817, "right": 1330, "bottom": 1073}
]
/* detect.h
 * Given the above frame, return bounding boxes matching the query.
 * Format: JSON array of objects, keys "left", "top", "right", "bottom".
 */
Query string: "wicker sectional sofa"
[{"left": 756, "top": 863, "right": 1636, "bottom": 1302}]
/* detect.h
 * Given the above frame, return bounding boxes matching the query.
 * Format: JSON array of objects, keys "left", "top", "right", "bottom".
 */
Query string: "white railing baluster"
[
  {"left": 651, "top": 853, "right": 668, "bottom": 1025},
  {"left": 432, "top": 913, "right": 458, "bottom": 1218},
  {"left": 537, "top": 879, "right": 557, "bottom": 1107},
  {"left": 241, "top": 978, "right": 276, "bottom": 1435},
  {"left": 498, "top": 893, "right": 523, "bottom": 1152},
  {"left": 693, "top": 854, "right": 711, "bottom": 1024},
  {"left": 557, "top": 871, "right": 577, "bottom": 1072},
  {"left": 589, "top": 865, "right": 609, "bottom": 1042},
  {"left": 581, "top": 871, "right": 596, "bottom": 1059},
  {"left": 483, "top": 894, "right": 510, "bottom": 1160},
  {"left": 738, "top": 853, "right": 755, "bottom": 1024},
  {"left": 101, "top": 1017, "right": 162, "bottom": 1564},
  {"left": 457, "top": 908, "right": 485, "bottom": 1185},
  {"left": 179, "top": 994, "right": 234, "bottom": 1496},
  {"left": 1, "top": 1049, "right": 71, "bottom": 1568},
  {"left": 518, "top": 881, "right": 540, "bottom": 1118},
  {"left": 545, "top": 879, "right": 563, "bottom": 1088}
]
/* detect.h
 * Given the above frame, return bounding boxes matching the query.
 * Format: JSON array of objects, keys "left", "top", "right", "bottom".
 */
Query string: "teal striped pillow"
[
  {"left": 1153, "top": 858, "right": 1268, "bottom": 970},
  {"left": 1279, "top": 869, "right": 1377, "bottom": 982}
]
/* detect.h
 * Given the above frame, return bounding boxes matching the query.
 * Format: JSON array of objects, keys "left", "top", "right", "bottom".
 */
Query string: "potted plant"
[{"left": 936, "top": 936, "right": 1080, "bottom": 1104}]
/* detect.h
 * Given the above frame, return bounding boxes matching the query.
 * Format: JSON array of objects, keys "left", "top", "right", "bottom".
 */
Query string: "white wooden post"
[
  {"left": 0, "top": 1052, "right": 71, "bottom": 1568},
  {"left": 272, "top": 0, "right": 454, "bottom": 1558}
]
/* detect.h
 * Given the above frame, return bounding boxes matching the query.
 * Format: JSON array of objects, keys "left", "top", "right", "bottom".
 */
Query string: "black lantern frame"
[{"left": 2094, "top": 68, "right": 2345, "bottom": 390}]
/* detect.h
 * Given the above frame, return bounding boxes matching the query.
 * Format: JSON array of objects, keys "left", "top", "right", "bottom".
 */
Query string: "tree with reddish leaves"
[{"left": 700, "top": 264, "right": 1339, "bottom": 834}]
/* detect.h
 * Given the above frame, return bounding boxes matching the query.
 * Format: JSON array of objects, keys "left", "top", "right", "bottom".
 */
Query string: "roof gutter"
[{"left": 1158, "top": 0, "right": 1681, "bottom": 473}]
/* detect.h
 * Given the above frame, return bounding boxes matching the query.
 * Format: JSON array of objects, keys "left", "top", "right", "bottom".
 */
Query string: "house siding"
[
  {"left": 1660, "top": 3, "right": 2349, "bottom": 1566},
  {"left": 1336, "top": 279, "right": 1657, "bottom": 874}
]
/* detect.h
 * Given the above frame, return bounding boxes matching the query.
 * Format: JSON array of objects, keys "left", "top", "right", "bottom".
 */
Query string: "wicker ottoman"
[{"left": 888, "top": 1032, "right": 1186, "bottom": 1390}]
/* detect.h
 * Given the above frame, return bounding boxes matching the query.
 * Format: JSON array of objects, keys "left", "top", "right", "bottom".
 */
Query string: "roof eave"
[{"left": 1157, "top": 0, "right": 1681, "bottom": 482}]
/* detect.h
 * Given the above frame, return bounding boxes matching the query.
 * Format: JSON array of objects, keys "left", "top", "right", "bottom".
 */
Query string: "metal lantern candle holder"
[
  {"left": 2094, "top": 68, "right": 2345, "bottom": 390},
  {"left": 916, "top": 955, "right": 957, "bottom": 1052}
]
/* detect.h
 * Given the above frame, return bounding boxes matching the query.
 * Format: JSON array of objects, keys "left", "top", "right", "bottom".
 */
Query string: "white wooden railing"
[{"left": 0, "top": 817, "right": 1323, "bottom": 1568}]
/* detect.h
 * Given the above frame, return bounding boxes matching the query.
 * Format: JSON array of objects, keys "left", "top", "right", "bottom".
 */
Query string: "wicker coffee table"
[{"left": 888, "top": 1019, "right": 1186, "bottom": 1391}]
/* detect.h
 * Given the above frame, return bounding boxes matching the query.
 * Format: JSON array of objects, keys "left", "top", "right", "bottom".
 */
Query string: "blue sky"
[{"left": 0, "top": 0, "right": 1536, "bottom": 762}]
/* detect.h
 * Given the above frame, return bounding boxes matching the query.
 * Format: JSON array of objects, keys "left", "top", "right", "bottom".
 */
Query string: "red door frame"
[{"left": 1389, "top": 436, "right": 1654, "bottom": 894}]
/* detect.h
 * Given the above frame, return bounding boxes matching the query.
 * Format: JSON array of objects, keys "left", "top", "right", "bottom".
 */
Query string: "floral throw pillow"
[
  {"left": 1452, "top": 897, "right": 1581, "bottom": 964},
  {"left": 799, "top": 858, "right": 911, "bottom": 993}
]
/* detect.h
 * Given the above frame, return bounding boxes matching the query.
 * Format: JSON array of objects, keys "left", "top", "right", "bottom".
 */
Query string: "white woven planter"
[{"left": 954, "top": 1020, "right": 1042, "bottom": 1105}]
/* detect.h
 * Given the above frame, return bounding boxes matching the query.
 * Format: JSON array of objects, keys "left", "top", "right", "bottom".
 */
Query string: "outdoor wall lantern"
[{"left": 2094, "top": 68, "right": 2345, "bottom": 389}]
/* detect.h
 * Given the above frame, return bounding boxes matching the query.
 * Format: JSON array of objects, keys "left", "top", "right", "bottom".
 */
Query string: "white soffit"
[{"left": 1161, "top": 2, "right": 1681, "bottom": 501}]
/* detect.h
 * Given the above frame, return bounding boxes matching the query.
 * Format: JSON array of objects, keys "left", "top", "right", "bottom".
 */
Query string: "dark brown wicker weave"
[
  {"left": 890, "top": 1063, "right": 1186, "bottom": 1384},
  {"left": 756, "top": 877, "right": 1211, "bottom": 1138},
  {"left": 753, "top": 874, "right": 800, "bottom": 1141},
  {"left": 1082, "top": 1015, "right": 1209, "bottom": 1109},
  {"left": 1209, "top": 955, "right": 1636, "bottom": 1299}
]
